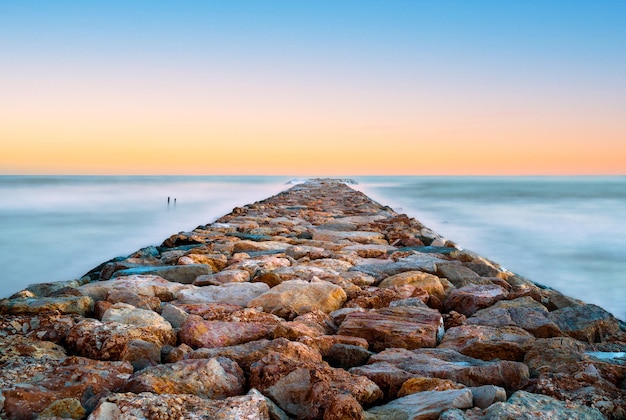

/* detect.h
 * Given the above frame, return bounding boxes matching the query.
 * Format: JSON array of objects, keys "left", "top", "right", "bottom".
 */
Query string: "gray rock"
[
  {"left": 112, "top": 264, "right": 212, "bottom": 284},
  {"left": 365, "top": 389, "right": 473, "bottom": 420},
  {"left": 483, "top": 390, "right": 604, "bottom": 419},
  {"left": 350, "top": 252, "right": 448, "bottom": 280}
]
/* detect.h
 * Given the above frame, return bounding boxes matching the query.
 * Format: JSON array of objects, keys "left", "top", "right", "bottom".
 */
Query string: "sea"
[{"left": 1, "top": 175, "right": 624, "bottom": 321}]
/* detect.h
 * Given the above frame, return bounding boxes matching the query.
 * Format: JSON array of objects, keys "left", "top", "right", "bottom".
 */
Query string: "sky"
[{"left": 1, "top": 1, "right": 625, "bottom": 176}]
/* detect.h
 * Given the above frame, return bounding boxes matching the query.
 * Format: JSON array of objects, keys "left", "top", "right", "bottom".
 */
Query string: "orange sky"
[{"left": 1, "top": 2, "right": 625, "bottom": 176}]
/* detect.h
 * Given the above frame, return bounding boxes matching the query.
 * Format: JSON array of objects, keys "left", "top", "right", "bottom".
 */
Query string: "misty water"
[{"left": 1, "top": 175, "right": 624, "bottom": 320}]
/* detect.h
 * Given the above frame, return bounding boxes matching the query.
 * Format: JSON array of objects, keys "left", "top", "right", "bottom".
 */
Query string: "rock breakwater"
[{"left": 1, "top": 178, "right": 625, "bottom": 419}]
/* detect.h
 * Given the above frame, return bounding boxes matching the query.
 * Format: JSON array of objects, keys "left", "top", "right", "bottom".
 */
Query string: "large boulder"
[
  {"left": 89, "top": 392, "right": 270, "bottom": 419},
  {"left": 365, "top": 389, "right": 473, "bottom": 420},
  {"left": 337, "top": 306, "right": 443, "bottom": 351},
  {"left": 78, "top": 275, "right": 190, "bottom": 301},
  {"left": 176, "top": 282, "right": 270, "bottom": 306},
  {"left": 444, "top": 284, "right": 509, "bottom": 316},
  {"left": 66, "top": 318, "right": 176, "bottom": 360},
  {"left": 248, "top": 280, "right": 347, "bottom": 320},
  {"left": 438, "top": 325, "right": 535, "bottom": 362},
  {"left": 111, "top": 264, "right": 212, "bottom": 284},
  {"left": 0, "top": 296, "right": 93, "bottom": 316},
  {"left": 352, "top": 348, "right": 529, "bottom": 396},
  {"left": 378, "top": 270, "right": 446, "bottom": 300},
  {"left": 179, "top": 315, "right": 274, "bottom": 349},
  {"left": 548, "top": 304, "right": 621, "bottom": 343},
  {"left": 122, "top": 357, "right": 245, "bottom": 399}
]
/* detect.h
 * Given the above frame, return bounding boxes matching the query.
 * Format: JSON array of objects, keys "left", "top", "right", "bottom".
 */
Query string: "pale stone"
[{"left": 176, "top": 282, "right": 270, "bottom": 307}]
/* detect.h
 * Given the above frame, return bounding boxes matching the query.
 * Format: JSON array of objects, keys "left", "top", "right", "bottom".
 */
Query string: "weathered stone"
[
  {"left": 444, "top": 284, "right": 508, "bottom": 316},
  {"left": 467, "top": 297, "right": 563, "bottom": 338},
  {"left": 79, "top": 275, "right": 189, "bottom": 301},
  {"left": 248, "top": 279, "right": 347, "bottom": 320},
  {"left": 439, "top": 325, "right": 535, "bottom": 362},
  {"left": 482, "top": 390, "right": 604, "bottom": 419},
  {"left": 548, "top": 304, "right": 621, "bottom": 343},
  {"left": 177, "top": 252, "right": 228, "bottom": 272},
  {"left": 337, "top": 306, "right": 443, "bottom": 351},
  {"left": 160, "top": 302, "right": 189, "bottom": 328},
  {"left": 346, "top": 284, "right": 425, "bottom": 309},
  {"left": 365, "top": 389, "right": 473, "bottom": 420},
  {"left": 193, "top": 269, "right": 250, "bottom": 286},
  {"left": 285, "top": 245, "right": 331, "bottom": 260},
  {"left": 0, "top": 295, "right": 93, "bottom": 316},
  {"left": 105, "top": 288, "right": 161, "bottom": 310},
  {"left": 123, "top": 357, "right": 245, "bottom": 399},
  {"left": 233, "top": 240, "right": 290, "bottom": 252},
  {"left": 176, "top": 282, "right": 270, "bottom": 306},
  {"left": 435, "top": 262, "right": 481, "bottom": 287},
  {"left": 119, "top": 339, "right": 161, "bottom": 371},
  {"left": 398, "top": 377, "right": 464, "bottom": 397},
  {"left": 379, "top": 270, "right": 446, "bottom": 300},
  {"left": 112, "top": 264, "right": 212, "bottom": 284},
  {"left": 190, "top": 338, "right": 323, "bottom": 372},
  {"left": 313, "top": 229, "right": 387, "bottom": 244},
  {"left": 324, "top": 343, "right": 374, "bottom": 369},
  {"left": 0, "top": 355, "right": 132, "bottom": 419},
  {"left": 25, "top": 280, "right": 84, "bottom": 297},
  {"left": 0, "top": 313, "right": 77, "bottom": 344},
  {"left": 468, "top": 385, "right": 507, "bottom": 409},
  {"left": 343, "top": 244, "right": 397, "bottom": 258},
  {"left": 38, "top": 398, "right": 85, "bottom": 419},
  {"left": 102, "top": 302, "right": 172, "bottom": 330},
  {"left": 351, "top": 252, "right": 448, "bottom": 280},
  {"left": 89, "top": 392, "right": 270, "bottom": 419},
  {"left": 225, "top": 255, "right": 292, "bottom": 276},
  {"left": 353, "top": 348, "right": 529, "bottom": 393},
  {"left": 179, "top": 314, "right": 274, "bottom": 349},
  {"left": 249, "top": 350, "right": 382, "bottom": 419},
  {"left": 66, "top": 318, "right": 176, "bottom": 360}
]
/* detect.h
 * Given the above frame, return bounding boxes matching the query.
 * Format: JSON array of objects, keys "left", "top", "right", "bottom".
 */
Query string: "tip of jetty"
[{"left": 1, "top": 178, "right": 625, "bottom": 419}]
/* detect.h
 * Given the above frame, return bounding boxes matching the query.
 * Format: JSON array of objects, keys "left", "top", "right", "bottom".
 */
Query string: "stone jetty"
[{"left": 1, "top": 178, "right": 625, "bottom": 419}]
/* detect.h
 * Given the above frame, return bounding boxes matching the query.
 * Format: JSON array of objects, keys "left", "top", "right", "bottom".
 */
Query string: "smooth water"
[
  {"left": 1, "top": 175, "right": 624, "bottom": 321},
  {"left": 355, "top": 176, "right": 626, "bottom": 321}
]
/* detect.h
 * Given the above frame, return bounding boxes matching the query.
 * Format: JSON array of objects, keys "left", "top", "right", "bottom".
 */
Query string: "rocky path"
[{"left": 1, "top": 178, "right": 625, "bottom": 419}]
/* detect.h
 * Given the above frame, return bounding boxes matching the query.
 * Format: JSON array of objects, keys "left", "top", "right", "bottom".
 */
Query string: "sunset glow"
[{"left": 1, "top": 1, "right": 625, "bottom": 176}]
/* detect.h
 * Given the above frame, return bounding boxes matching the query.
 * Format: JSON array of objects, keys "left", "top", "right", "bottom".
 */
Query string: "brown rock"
[
  {"left": 89, "top": 392, "right": 270, "bottom": 419},
  {"left": 398, "top": 377, "right": 464, "bottom": 397},
  {"left": 176, "top": 282, "right": 270, "bottom": 306},
  {"left": 1, "top": 355, "right": 132, "bottom": 419},
  {"left": 119, "top": 339, "right": 161, "bottom": 371},
  {"left": 365, "top": 389, "right": 473, "bottom": 420},
  {"left": 378, "top": 270, "right": 445, "bottom": 300},
  {"left": 105, "top": 288, "right": 161, "bottom": 311},
  {"left": 0, "top": 313, "right": 77, "bottom": 344},
  {"left": 66, "top": 318, "right": 176, "bottom": 360},
  {"left": 353, "top": 347, "right": 529, "bottom": 393},
  {"left": 193, "top": 269, "right": 250, "bottom": 286},
  {"left": 439, "top": 325, "right": 535, "bottom": 362},
  {"left": 179, "top": 314, "right": 274, "bottom": 349},
  {"left": 444, "top": 284, "right": 508, "bottom": 316},
  {"left": 123, "top": 357, "right": 245, "bottom": 399},
  {"left": 78, "top": 275, "right": 189, "bottom": 302},
  {"left": 548, "top": 304, "right": 621, "bottom": 343},
  {"left": 345, "top": 284, "right": 424, "bottom": 309},
  {"left": 248, "top": 279, "right": 347, "bottom": 320},
  {"left": 0, "top": 295, "right": 94, "bottom": 316},
  {"left": 337, "top": 306, "right": 443, "bottom": 351},
  {"left": 435, "top": 262, "right": 480, "bottom": 287},
  {"left": 249, "top": 350, "right": 382, "bottom": 419}
]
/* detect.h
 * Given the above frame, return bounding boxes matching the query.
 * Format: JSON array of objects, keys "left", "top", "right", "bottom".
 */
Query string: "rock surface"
[{"left": 1, "top": 178, "right": 624, "bottom": 419}]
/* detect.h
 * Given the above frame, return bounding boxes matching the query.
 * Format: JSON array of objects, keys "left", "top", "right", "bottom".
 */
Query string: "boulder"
[
  {"left": 365, "top": 389, "right": 473, "bottom": 420},
  {"left": 312, "top": 229, "right": 387, "bottom": 244},
  {"left": 89, "top": 392, "right": 270, "bottom": 419},
  {"left": 78, "top": 275, "right": 189, "bottom": 301},
  {"left": 350, "top": 252, "right": 448, "bottom": 280},
  {"left": 179, "top": 315, "right": 274, "bottom": 349},
  {"left": 337, "top": 306, "right": 443, "bottom": 351},
  {"left": 249, "top": 350, "right": 382, "bottom": 419},
  {"left": 66, "top": 318, "right": 176, "bottom": 360},
  {"left": 435, "top": 263, "right": 480, "bottom": 287},
  {"left": 467, "top": 297, "right": 563, "bottom": 338},
  {"left": 352, "top": 348, "right": 529, "bottom": 394},
  {"left": 398, "top": 377, "right": 464, "bottom": 397},
  {"left": 481, "top": 390, "right": 604, "bottom": 419},
  {"left": 0, "top": 354, "right": 132, "bottom": 419},
  {"left": 548, "top": 304, "right": 621, "bottom": 343},
  {"left": 176, "top": 282, "right": 270, "bottom": 306},
  {"left": 0, "top": 313, "right": 77, "bottom": 344},
  {"left": 444, "top": 284, "right": 508, "bottom": 316},
  {"left": 438, "top": 325, "right": 535, "bottom": 362},
  {"left": 248, "top": 279, "right": 347, "bottom": 320},
  {"left": 345, "top": 284, "right": 426, "bottom": 309},
  {"left": 101, "top": 303, "right": 172, "bottom": 330},
  {"left": 0, "top": 295, "right": 93, "bottom": 316},
  {"left": 343, "top": 244, "right": 397, "bottom": 258},
  {"left": 193, "top": 269, "right": 250, "bottom": 286},
  {"left": 123, "top": 357, "right": 245, "bottom": 399},
  {"left": 112, "top": 264, "right": 212, "bottom": 284},
  {"left": 378, "top": 270, "right": 445, "bottom": 300}
]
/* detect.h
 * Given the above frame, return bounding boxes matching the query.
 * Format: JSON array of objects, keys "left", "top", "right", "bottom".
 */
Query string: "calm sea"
[{"left": 1, "top": 175, "right": 624, "bottom": 321}]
